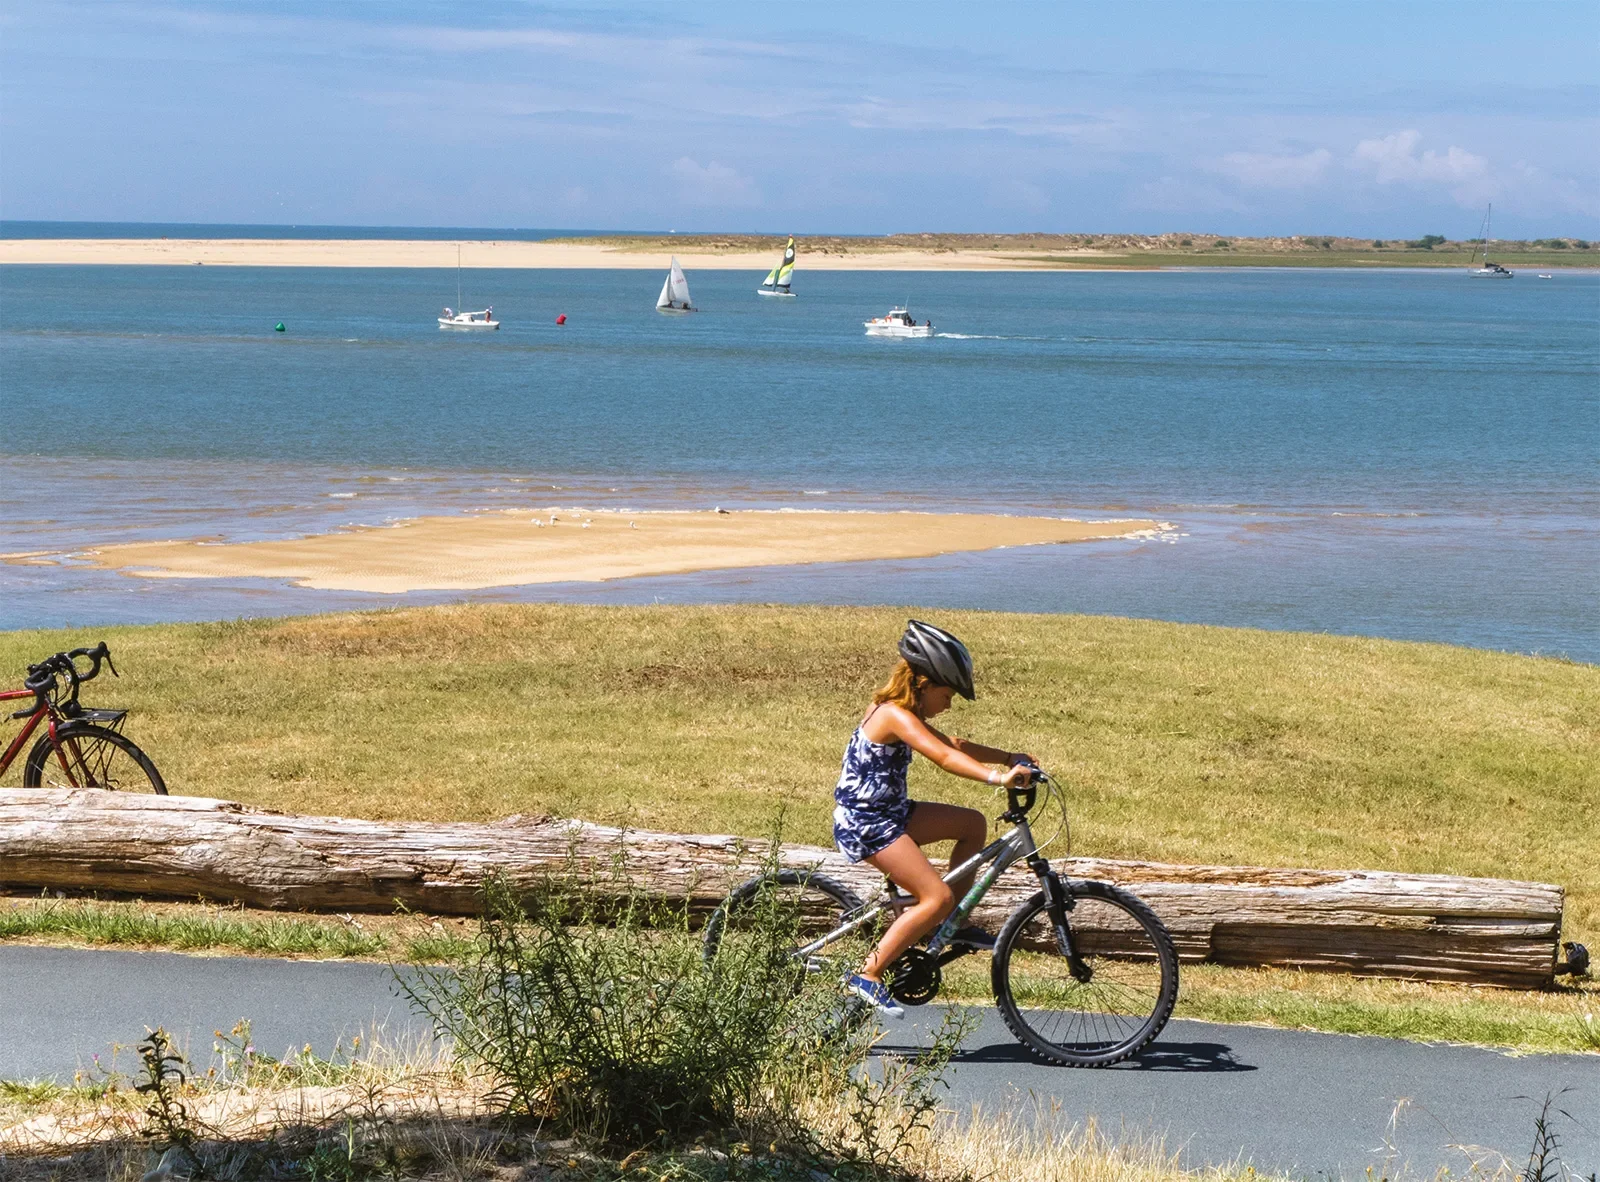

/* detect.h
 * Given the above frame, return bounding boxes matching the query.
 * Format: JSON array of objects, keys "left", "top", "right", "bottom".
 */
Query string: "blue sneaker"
[{"left": 843, "top": 973, "right": 905, "bottom": 1019}]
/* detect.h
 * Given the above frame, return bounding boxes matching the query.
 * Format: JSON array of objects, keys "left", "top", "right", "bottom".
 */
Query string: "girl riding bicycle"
[{"left": 836, "top": 619, "right": 1035, "bottom": 1016}]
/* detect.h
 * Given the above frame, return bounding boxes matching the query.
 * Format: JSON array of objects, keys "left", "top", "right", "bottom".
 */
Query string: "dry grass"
[
  {"left": 1, "top": 604, "right": 1590, "bottom": 937},
  {"left": 0, "top": 1061, "right": 1535, "bottom": 1181}
]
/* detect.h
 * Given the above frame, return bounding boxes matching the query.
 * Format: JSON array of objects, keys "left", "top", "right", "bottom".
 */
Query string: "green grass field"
[{"left": 2, "top": 604, "right": 1595, "bottom": 1050}]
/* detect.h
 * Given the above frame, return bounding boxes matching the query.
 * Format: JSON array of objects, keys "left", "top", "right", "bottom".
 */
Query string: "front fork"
[{"left": 1037, "top": 861, "right": 1093, "bottom": 983}]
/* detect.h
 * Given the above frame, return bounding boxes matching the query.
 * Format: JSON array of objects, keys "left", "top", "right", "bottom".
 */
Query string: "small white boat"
[
  {"left": 439, "top": 246, "right": 500, "bottom": 328},
  {"left": 1538, "top": 273, "right": 1553, "bottom": 279},
  {"left": 864, "top": 307, "right": 933, "bottom": 337},
  {"left": 439, "top": 307, "right": 499, "bottom": 330},
  {"left": 758, "top": 236, "right": 797, "bottom": 297},
  {"left": 1468, "top": 205, "right": 1514, "bottom": 278},
  {"left": 656, "top": 256, "right": 695, "bottom": 313}
]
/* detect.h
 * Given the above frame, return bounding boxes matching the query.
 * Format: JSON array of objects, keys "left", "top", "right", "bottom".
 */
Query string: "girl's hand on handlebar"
[{"left": 999, "top": 762, "right": 1035, "bottom": 788}]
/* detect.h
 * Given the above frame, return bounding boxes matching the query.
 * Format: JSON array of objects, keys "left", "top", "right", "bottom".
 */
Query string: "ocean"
[{"left": 1, "top": 263, "right": 1595, "bottom": 661}]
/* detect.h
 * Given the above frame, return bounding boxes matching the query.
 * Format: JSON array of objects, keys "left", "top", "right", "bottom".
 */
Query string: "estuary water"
[{"left": 1, "top": 264, "right": 1595, "bottom": 661}]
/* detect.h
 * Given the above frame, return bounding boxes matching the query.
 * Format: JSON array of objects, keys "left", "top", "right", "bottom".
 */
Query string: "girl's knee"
[{"left": 958, "top": 806, "right": 986, "bottom": 841}]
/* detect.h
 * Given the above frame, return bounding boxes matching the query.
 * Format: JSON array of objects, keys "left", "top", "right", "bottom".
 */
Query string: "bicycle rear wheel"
[
  {"left": 703, "top": 869, "right": 873, "bottom": 1040},
  {"left": 702, "top": 869, "right": 865, "bottom": 973},
  {"left": 23, "top": 723, "right": 167, "bottom": 794},
  {"left": 991, "top": 880, "right": 1177, "bottom": 1067}
]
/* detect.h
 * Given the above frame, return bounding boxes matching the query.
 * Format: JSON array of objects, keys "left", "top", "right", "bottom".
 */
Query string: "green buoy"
[{"left": 274, "top": 322, "right": 285, "bottom": 332}]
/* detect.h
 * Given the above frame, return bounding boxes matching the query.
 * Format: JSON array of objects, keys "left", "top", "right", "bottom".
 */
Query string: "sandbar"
[
  {"left": 73, "top": 509, "right": 1163, "bottom": 594},
  {"left": 0, "top": 238, "right": 1133, "bottom": 271}
]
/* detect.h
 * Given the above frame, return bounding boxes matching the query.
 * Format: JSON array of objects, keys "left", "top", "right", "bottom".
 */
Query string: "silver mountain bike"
[{"left": 704, "top": 771, "right": 1179, "bottom": 1068}]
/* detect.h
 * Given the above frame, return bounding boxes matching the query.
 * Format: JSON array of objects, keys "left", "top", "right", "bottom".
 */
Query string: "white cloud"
[
  {"left": 668, "top": 157, "right": 761, "bottom": 208},
  {"left": 1215, "top": 148, "right": 1332, "bottom": 190},
  {"left": 1350, "top": 129, "right": 1491, "bottom": 205}
]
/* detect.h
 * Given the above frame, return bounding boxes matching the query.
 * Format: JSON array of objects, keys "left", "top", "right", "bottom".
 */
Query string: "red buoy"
[{"left": 556, "top": 313, "right": 567, "bottom": 325}]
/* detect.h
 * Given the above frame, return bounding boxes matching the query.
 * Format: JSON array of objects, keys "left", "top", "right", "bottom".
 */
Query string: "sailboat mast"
[{"left": 457, "top": 245, "right": 463, "bottom": 308}]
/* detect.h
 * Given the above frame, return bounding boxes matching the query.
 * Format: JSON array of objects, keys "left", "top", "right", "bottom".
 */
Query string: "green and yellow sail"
[{"left": 761, "top": 237, "right": 797, "bottom": 293}]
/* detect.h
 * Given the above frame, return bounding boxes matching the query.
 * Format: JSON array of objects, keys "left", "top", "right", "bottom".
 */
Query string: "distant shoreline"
[{"left": 3, "top": 234, "right": 1595, "bottom": 270}]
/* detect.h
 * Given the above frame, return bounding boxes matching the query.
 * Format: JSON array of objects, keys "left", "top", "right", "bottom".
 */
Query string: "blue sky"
[{"left": 2, "top": 1, "right": 1596, "bottom": 236}]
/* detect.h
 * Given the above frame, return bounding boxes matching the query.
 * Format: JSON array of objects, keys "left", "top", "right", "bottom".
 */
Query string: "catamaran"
[
  {"left": 1469, "top": 205, "right": 1513, "bottom": 278},
  {"left": 758, "top": 236, "right": 797, "bottom": 297},
  {"left": 656, "top": 256, "right": 695, "bottom": 313},
  {"left": 438, "top": 246, "right": 500, "bottom": 328}
]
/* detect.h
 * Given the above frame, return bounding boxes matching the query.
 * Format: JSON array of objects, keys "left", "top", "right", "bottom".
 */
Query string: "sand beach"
[
  {"left": 62, "top": 509, "right": 1163, "bottom": 594},
  {"left": 0, "top": 237, "right": 1135, "bottom": 270}
]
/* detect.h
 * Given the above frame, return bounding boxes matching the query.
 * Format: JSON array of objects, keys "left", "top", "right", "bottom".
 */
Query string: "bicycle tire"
[
  {"left": 702, "top": 869, "right": 864, "bottom": 968},
  {"left": 991, "top": 879, "right": 1178, "bottom": 1068},
  {"left": 23, "top": 723, "right": 168, "bottom": 794}
]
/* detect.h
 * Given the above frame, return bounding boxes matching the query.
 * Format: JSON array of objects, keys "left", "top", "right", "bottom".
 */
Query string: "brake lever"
[{"left": 104, "top": 652, "right": 118, "bottom": 678}]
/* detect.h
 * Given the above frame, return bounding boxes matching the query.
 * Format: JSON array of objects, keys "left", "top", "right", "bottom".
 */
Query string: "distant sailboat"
[
  {"left": 1469, "top": 205, "right": 1513, "bottom": 278},
  {"left": 656, "top": 256, "right": 695, "bottom": 313},
  {"left": 758, "top": 236, "right": 797, "bottom": 297},
  {"left": 439, "top": 245, "right": 500, "bottom": 328}
]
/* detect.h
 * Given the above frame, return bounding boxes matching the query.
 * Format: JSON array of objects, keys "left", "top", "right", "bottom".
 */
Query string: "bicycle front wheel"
[
  {"left": 992, "top": 880, "right": 1178, "bottom": 1067},
  {"left": 23, "top": 723, "right": 168, "bottom": 794}
]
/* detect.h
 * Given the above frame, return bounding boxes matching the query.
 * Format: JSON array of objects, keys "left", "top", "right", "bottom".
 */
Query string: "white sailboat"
[
  {"left": 439, "top": 245, "right": 500, "bottom": 328},
  {"left": 656, "top": 256, "right": 695, "bottom": 313},
  {"left": 758, "top": 236, "right": 797, "bottom": 297},
  {"left": 1469, "top": 205, "right": 1513, "bottom": 278}
]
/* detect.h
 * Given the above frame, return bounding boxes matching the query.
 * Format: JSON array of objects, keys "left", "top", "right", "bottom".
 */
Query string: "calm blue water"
[{"left": 2, "top": 264, "right": 1595, "bottom": 661}]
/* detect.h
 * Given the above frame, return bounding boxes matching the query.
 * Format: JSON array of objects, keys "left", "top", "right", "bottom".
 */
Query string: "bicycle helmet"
[{"left": 898, "top": 619, "right": 976, "bottom": 700}]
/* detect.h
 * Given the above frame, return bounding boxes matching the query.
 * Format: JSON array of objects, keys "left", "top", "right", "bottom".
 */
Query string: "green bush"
[
  {"left": 402, "top": 859, "right": 942, "bottom": 1155},
  {"left": 1408, "top": 234, "right": 1447, "bottom": 250},
  {"left": 1212, "top": 239, "right": 1230, "bottom": 249},
  {"left": 1372, "top": 240, "right": 1385, "bottom": 248}
]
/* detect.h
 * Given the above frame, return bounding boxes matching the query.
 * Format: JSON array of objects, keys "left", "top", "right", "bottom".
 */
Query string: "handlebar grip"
[{"left": 64, "top": 642, "right": 111, "bottom": 682}]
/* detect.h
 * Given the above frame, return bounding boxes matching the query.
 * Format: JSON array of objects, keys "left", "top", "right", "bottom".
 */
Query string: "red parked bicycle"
[{"left": 1, "top": 642, "right": 166, "bottom": 793}]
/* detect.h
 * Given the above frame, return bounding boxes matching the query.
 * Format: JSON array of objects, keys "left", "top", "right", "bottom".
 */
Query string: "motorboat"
[
  {"left": 1468, "top": 205, "right": 1514, "bottom": 278},
  {"left": 758, "top": 236, "right": 797, "bottom": 297},
  {"left": 439, "top": 307, "right": 499, "bottom": 329},
  {"left": 656, "top": 256, "right": 695, "bottom": 313},
  {"left": 439, "top": 245, "right": 501, "bottom": 327},
  {"left": 864, "top": 307, "right": 933, "bottom": 337}
]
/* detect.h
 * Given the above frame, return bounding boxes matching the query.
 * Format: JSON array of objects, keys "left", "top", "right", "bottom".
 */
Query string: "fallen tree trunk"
[{"left": 0, "top": 788, "right": 1565, "bottom": 988}]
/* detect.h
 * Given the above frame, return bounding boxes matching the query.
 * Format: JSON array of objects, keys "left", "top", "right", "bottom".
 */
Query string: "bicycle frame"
[
  {"left": 796, "top": 807, "right": 1052, "bottom": 961},
  {"left": 1, "top": 688, "right": 99, "bottom": 787},
  {"left": 0, "top": 689, "right": 52, "bottom": 778}
]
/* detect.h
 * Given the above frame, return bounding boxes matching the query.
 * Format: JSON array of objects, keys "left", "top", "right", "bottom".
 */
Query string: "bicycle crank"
[{"left": 886, "top": 948, "right": 942, "bottom": 1006}]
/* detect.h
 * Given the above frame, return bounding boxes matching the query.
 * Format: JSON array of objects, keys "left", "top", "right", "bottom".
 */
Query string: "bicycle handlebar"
[
  {"left": 20, "top": 641, "right": 115, "bottom": 713},
  {"left": 1004, "top": 764, "right": 1050, "bottom": 819}
]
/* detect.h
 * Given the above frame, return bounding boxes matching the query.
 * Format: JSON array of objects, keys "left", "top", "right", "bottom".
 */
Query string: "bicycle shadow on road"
[{"left": 873, "top": 1037, "right": 1256, "bottom": 1073}]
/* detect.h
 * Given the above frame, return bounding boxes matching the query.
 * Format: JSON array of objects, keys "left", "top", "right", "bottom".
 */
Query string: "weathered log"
[{"left": 0, "top": 789, "right": 1566, "bottom": 988}]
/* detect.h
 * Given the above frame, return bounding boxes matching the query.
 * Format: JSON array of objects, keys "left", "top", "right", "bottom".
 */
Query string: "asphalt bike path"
[{"left": 1, "top": 946, "right": 1594, "bottom": 1179}]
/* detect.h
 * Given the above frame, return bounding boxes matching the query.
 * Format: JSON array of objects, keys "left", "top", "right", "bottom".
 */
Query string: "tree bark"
[{"left": 0, "top": 788, "right": 1565, "bottom": 988}]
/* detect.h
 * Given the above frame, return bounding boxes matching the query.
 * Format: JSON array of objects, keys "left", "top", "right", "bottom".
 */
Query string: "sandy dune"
[
  {"left": 0, "top": 238, "right": 1130, "bottom": 270},
  {"left": 75, "top": 509, "right": 1164, "bottom": 594}
]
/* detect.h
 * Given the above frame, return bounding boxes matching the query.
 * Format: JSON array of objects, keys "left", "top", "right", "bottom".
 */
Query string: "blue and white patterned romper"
[{"left": 833, "top": 708, "right": 915, "bottom": 862}]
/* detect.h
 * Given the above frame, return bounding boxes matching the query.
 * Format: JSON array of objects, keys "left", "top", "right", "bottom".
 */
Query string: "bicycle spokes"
[{"left": 994, "top": 886, "right": 1178, "bottom": 1067}]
